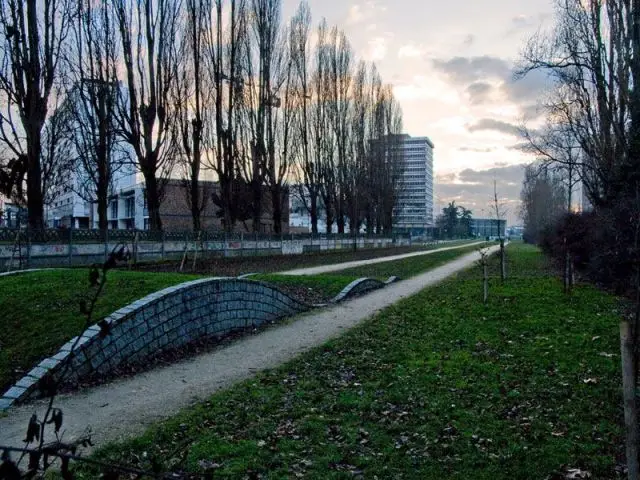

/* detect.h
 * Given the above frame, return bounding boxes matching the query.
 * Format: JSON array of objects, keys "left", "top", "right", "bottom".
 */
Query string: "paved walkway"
[
  {"left": 278, "top": 241, "right": 484, "bottom": 275},
  {"left": 0, "top": 245, "right": 498, "bottom": 449}
]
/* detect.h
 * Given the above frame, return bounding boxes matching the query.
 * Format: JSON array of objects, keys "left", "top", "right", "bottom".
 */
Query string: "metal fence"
[{"left": 0, "top": 228, "right": 416, "bottom": 270}]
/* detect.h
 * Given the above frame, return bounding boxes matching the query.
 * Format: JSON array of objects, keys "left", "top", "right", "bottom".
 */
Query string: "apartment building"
[{"left": 392, "top": 135, "right": 435, "bottom": 235}]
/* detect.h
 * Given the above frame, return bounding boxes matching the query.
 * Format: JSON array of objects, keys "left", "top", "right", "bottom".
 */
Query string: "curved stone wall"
[
  {"left": 0, "top": 278, "right": 310, "bottom": 410},
  {"left": 331, "top": 276, "right": 399, "bottom": 303}
]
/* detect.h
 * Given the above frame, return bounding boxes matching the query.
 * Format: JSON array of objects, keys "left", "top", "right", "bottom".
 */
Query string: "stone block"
[
  {"left": 38, "top": 358, "right": 60, "bottom": 371},
  {"left": 0, "top": 397, "right": 14, "bottom": 410},
  {"left": 15, "top": 376, "right": 39, "bottom": 391},
  {"left": 27, "top": 366, "right": 49, "bottom": 380},
  {"left": 3, "top": 386, "right": 26, "bottom": 400},
  {"left": 60, "top": 337, "right": 79, "bottom": 352},
  {"left": 52, "top": 350, "right": 72, "bottom": 363}
]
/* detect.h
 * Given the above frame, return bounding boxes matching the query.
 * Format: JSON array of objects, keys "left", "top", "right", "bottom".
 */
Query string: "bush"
[{"left": 539, "top": 208, "right": 638, "bottom": 294}]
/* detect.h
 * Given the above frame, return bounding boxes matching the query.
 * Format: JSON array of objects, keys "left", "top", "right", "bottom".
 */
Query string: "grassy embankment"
[{"left": 83, "top": 243, "right": 623, "bottom": 479}]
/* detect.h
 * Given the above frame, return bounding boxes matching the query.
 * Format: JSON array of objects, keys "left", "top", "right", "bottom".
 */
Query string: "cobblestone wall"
[{"left": 0, "top": 278, "right": 310, "bottom": 410}]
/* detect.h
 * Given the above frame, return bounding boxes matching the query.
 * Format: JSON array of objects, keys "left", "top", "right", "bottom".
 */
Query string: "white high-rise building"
[{"left": 392, "top": 135, "right": 434, "bottom": 235}]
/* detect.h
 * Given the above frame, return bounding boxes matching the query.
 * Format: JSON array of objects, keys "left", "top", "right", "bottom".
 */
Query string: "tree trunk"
[
  {"left": 222, "top": 178, "right": 233, "bottom": 233},
  {"left": 564, "top": 236, "right": 572, "bottom": 294},
  {"left": 252, "top": 177, "right": 262, "bottom": 233},
  {"left": 337, "top": 212, "right": 345, "bottom": 234},
  {"left": 96, "top": 181, "right": 109, "bottom": 231},
  {"left": 190, "top": 174, "right": 201, "bottom": 233},
  {"left": 483, "top": 263, "right": 489, "bottom": 304},
  {"left": 26, "top": 134, "right": 44, "bottom": 229},
  {"left": 143, "top": 168, "right": 162, "bottom": 231},
  {"left": 500, "top": 239, "right": 506, "bottom": 282},
  {"left": 310, "top": 194, "right": 318, "bottom": 234},
  {"left": 326, "top": 208, "right": 334, "bottom": 234},
  {"left": 271, "top": 185, "right": 282, "bottom": 234},
  {"left": 621, "top": 319, "right": 640, "bottom": 480}
]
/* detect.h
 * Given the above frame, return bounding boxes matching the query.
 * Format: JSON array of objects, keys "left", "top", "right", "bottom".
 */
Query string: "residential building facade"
[
  {"left": 392, "top": 135, "right": 434, "bottom": 235},
  {"left": 0, "top": 197, "right": 25, "bottom": 228}
]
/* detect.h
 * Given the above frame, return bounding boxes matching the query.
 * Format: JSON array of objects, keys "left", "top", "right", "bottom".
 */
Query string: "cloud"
[
  {"left": 346, "top": 1, "right": 388, "bottom": 26},
  {"left": 467, "top": 118, "right": 522, "bottom": 137},
  {"left": 501, "top": 69, "right": 550, "bottom": 104},
  {"left": 520, "top": 103, "right": 544, "bottom": 121},
  {"left": 398, "top": 44, "right": 423, "bottom": 58},
  {"left": 431, "top": 55, "right": 511, "bottom": 85},
  {"left": 435, "top": 164, "right": 527, "bottom": 221},
  {"left": 458, "top": 164, "right": 525, "bottom": 186},
  {"left": 507, "top": 142, "right": 533, "bottom": 153},
  {"left": 465, "top": 81, "right": 494, "bottom": 105},
  {"left": 506, "top": 12, "right": 551, "bottom": 36},
  {"left": 430, "top": 54, "right": 553, "bottom": 119},
  {"left": 458, "top": 146, "right": 496, "bottom": 153},
  {"left": 463, "top": 34, "right": 475, "bottom": 47},
  {"left": 368, "top": 36, "right": 388, "bottom": 61}
]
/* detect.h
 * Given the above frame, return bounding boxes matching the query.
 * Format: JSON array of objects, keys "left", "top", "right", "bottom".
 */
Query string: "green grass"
[
  {"left": 0, "top": 244, "right": 482, "bottom": 392},
  {"left": 252, "top": 274, "right": 360, "bottom": 300},
  {"left": 83, "top": 243, "right": 623, "bottom": 479},
  {"left": 328, "top": 242, "right": 488, "bottom": 279},
  {"left": 251, "top": 243, "right": 488, "bottom": 302},
  {"left": 0, "top": 269, "right": 201, "bottom": 392}
]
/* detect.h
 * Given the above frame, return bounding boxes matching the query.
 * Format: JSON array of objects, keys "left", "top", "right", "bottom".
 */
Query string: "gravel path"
[
  {"left": 0, "top": 246, "right": 498, "bottom": 449},
  {"left": 278, "top": 241, "right": 484, "bottom": 275}
]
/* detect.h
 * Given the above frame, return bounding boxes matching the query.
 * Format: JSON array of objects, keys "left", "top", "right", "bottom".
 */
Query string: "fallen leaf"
[{"left": 565, "top": 468, "right": 591, "bottom": 479}]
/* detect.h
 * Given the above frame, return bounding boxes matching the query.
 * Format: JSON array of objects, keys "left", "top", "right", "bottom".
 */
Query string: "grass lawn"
[
  {"left": 0, "top": 243, "right": 481, "bottom": 394},
  {"left": 251, "top": 244, "right": 488, "bottom": 304},
  {"left": 251, "top": 274, "right": 361, "bottom": 304},
  {"left": 325, "top": 242, "right": 488, "bottom": 279},
  {"left": 133, "top": 240, "right": 479, "bottom": 277},
  {"left": 84, "top": 243, "right": 624, "bottom": 479},
  {"left": 0, "top": 269, "right": 201, "bottom": 392}
]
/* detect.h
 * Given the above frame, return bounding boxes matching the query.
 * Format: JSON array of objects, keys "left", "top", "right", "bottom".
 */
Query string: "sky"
[{"left": 282, "top": 0, "right": 555, "bottom": 224}]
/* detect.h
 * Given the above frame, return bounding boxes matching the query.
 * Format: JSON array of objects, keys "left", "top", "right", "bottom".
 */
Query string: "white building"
[
  {"left": 45, "top": 80, "right": 141, "bottom": 229},
  {"left": 392, "top": 135, "right": 434, "bottom": 235},
  {"left": 288, "top": 187, "right": 329, "bottom": 233}
]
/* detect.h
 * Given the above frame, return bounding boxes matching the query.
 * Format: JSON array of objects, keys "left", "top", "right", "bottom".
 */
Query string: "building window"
[
  {"left": 125, "top": 197, "right": 135, "bottom": 218},
  {"left": 110, "top": 200, "right": 118, "bottom": 219}
]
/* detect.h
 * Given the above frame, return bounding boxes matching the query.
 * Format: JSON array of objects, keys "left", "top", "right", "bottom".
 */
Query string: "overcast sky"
[{"left": 282, "top": 0, "right": 554, "bottom": 224}]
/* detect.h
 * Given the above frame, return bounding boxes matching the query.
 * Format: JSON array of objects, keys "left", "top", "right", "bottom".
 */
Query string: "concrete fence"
[{"left": 0, "top": 229, "right": 413, "bottom": 269}]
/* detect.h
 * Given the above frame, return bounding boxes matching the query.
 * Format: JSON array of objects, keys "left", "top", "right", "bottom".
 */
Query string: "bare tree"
[
  {"left": 264, "top": 19, "right": 295, "bottom": 234},
  {"left": 311, "top": 19, "right": 336, "bottom": 233},
  {"left": 0, "top": 0, "right": 75, "bottom": 228},
  {"left": 113, "top": 0, "right": 182, "bottom": 231},
  {"left": 492, "top": 180, "right": 508, "bottom": 281},
  {"left": 203, "top": 0, "right": 249, "bottom": 233},
  {"left": 64, "top": 0, "right": 123, "bottom": 231},
  {"left": 290, "top": 2, "right": 321, "bottom": 233},
  {"left": 517, "top": 0, "right": 634, "bottom": 209},
  {"left": 175, "top": 0, "right": 211, "bottom": 232},
  {"left": 326, "top": 27, "right": 353, "bottom": 233},
  {"left": 519, "top": 163, "right": 567, "bottom": 244},
  {"left": 40, "top": 85, "right": 76, "bottom": 212},
  {"left": 239, "top": 0, "right": 283, "bottom": 233}
]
